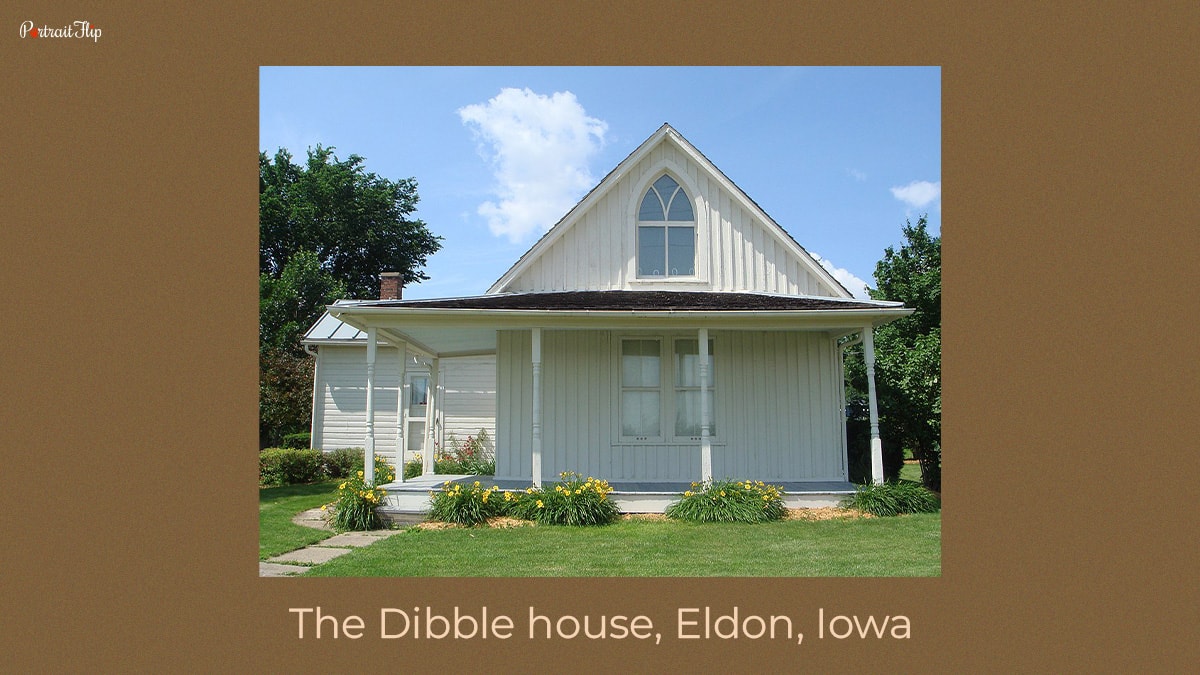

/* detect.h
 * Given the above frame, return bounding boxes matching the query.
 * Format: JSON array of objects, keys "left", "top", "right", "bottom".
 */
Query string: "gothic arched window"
[{"left": 637, "top": 174, "right": 695, "bottom": 277}]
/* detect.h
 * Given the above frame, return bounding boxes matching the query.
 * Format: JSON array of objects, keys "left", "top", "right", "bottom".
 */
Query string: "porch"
[{"left": 378, "top": 473, "right": 857, "bottom": 516}]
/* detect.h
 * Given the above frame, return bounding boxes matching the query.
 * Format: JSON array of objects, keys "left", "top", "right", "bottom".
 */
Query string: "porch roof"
[
  {"left": 347, "top": 290, "right": 891, "bottom": 312},
  {"left": 319, "top": 290, "right": 912, "bottom": 359}
]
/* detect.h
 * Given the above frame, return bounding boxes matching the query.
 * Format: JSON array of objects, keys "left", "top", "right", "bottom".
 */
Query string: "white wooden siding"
[
  {"left": 440, "top": 355, "right": 497, "bottom": 454},
  {"left": 312, "top": 345, "right": 496, "bottom": 464},
  {"left": 496, "top": 329, "right": 845, "bottom": 482},
  {"left": 503, "top": 143, "right": 839, "bottom": 297}
]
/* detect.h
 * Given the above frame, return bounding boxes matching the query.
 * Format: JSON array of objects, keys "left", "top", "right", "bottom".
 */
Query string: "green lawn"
[
  {"left": 259, "top": 480, "right": 340, "bottom": 560},
  {"left": 899, "top": 462, "right": 922, "bottom": 482},
  {"left": 305, "top": 513, "right": 940, "bottom": 577}
]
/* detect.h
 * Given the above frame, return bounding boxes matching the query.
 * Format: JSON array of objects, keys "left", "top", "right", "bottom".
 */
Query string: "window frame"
[
  {"left": 635, "top": 173, "right": 698, "bottom": 280},
  {"left": 618, "top": 334, "right": 717, "bottom": 444}
]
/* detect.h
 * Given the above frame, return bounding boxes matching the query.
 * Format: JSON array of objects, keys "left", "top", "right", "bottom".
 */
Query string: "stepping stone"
[
  {"left": 291, "top": 508, "right": 334, "bottom": 531},
  {"left": 259, "top": 562, "right": 310, "bottom": 577},
  {"left": 318, "top": 531, "right": 402, "bottom": 548},
  {"left": 269, "top": 547, "right": 353, "bottom": 565}
]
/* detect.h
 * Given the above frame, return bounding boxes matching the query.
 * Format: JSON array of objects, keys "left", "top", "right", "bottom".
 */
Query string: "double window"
[
  {"left": 620, "top": 337, "right": 714, "bottom": 440},
  {"left": 637, "top": 174, "right": 695, "bottom": 277}
]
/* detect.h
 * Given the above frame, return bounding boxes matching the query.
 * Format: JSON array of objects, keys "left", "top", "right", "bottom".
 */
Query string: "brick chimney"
[{"left": 379, "top": 272, "right": 403, "bottom": 300}]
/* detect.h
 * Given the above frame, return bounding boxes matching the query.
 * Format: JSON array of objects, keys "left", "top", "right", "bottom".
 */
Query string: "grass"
[
  {"left": 899, "top": 461, "right": 922, "bottom": 482},
  {"left": 259, "top": 480, "right": 340, "bottom": 560},
  {"left": 305, "top": 513, "right": 940, "bottom": 577}
]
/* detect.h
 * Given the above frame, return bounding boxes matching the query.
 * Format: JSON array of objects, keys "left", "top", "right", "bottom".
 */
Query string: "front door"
[{"left": 406, "top": 374, "right": 430, "bottom": 459}]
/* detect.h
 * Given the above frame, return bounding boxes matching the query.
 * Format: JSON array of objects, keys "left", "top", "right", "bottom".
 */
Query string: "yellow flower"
[
  {"left": 320, "top": 505, "right": 327, "bottom": 511},
  {"left": 526, "top": 487, "right": 534, "bottom": 494},
  {"left": 536, "top": 500, "right": 544, "bottom": 508},
  {"left": 473, "top": 480, "right": 481, "bottom": 487},
  {"left": 574, "top": 489, "right": 582, "bottom": 495},
  {"left": 357, "top": 470, "right": 364, "bottom": 477},
  {"left": 720, "top": 491, "right": 726, "bottom": 497},
  {"left": 482, "top": 493, "right": 489, "bottom": 503},
  {"left": 338, "top": 482, "right": 346, "bottom": 490},
  {"left": 684, "top": 491, "right": 693, "bottom": 497}
]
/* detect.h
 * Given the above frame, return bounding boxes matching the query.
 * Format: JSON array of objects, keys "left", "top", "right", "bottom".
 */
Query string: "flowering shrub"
[
  {"left": 403, "top": 454, "right": 423, "bottom": 479},
  {"left": 402, "top": 429, "right": 496, "bottom": 478},
  {"left": 325, "top": 470, "right": 388, "bottom": 531},
  {"left": 371, "top": 456, "right": 397, "bottom": 485},
  {"left": 509, "top": 472, "right": 621, "bottom": 526},
  {"left": 428, "top": 480, "right": 505, "bottom": 526},
  {"left": 665, "top": 479, "right": 786, "bottom": 523}
]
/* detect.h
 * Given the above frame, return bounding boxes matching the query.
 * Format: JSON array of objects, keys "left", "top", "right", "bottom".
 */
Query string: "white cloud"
[
  {"left": 459, "top": 88, "right": 608, "bottom": 242},
  {"left": 811, "top": 252, "right": 870, "bottom": 299},
  {"left": 847, "top": 168, "right": 867, "bottom": 182},
  {"left": 890, "top": 180, "right": 941, "bottom": 209}
]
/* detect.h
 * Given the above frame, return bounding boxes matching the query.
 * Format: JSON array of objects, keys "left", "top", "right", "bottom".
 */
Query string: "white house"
[{"left": 302, "top": 123, "right": 910, "bottom": 511}]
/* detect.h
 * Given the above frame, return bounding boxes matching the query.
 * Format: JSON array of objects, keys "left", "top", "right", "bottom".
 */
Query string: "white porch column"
[
  {"left": 863, "top": 325, "right": 884, "bottom": 485},
  {"left": 531, "top": 327, "right": 543, "bottom": 488},
  {"left": 396, "top": 341, "right": 408, "bottom": 483},
  {"left": 422, "top": 357, "right": 439, "bottom": 475},
  {"left": 699, "top": 328, "right": 712, "bottom": 483},
  {"left": 364, "top": 327, "right": 377, "bottom": 486}
]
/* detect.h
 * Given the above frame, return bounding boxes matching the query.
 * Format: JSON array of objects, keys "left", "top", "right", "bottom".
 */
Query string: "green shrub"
[
  {"left": 428, "top": 480, "right": 506, "bottom": 526},
  {"left": 841, "top": 481, "right": 941, "bottom": 517},
  {"left": 508, "top": 472, "right": 621, "bottom": 526},
  {"left": 666, "top": 479, "right": 787, "bottom": 523},
  {"left": 259, "top": 448, "right": 325, "bottom": 487},
  {"left": 326, "top": 472, "right": 387, "bottom": 531},
  {"left": 401, "top": 429, "right": 497, "bottom": 478},
  {"left": 404, "top": 457, "right": 423, "bottom": 479},
  {"left": 281, "top": 432, "right": 311, "bottom": 449},
  {"left": 322, "top": 447, "right": 363, "bottom": 478},
  {"left": 430, "top": 430, "right": 497, "bottom": 475}
]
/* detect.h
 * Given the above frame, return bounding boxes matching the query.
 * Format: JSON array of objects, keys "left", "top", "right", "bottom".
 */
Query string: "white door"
[{"left": 406, "top": 374, "right": 430, "bottom": 458}]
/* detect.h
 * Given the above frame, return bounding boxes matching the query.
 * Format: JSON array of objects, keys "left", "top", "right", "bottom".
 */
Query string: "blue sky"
[{"left": 260, "top": 67, "right": 940, "bottom": 299}]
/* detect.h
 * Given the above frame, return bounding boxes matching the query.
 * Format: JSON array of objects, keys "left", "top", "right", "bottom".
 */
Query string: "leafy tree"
[
  {"left": 260, "top": 146, "right": 442, "bottom": 300},
  {"left": 845, "top": 216, "right": 941, "bottom": 490},
  {"left": 258, "top": 146, "right": 442, "bottom": 447},
  {"left": 259, "top": 349, "right": 316, "bottom": 449},
  {"left": 259, "top": 250, "right": 347, "bottom": 356}
]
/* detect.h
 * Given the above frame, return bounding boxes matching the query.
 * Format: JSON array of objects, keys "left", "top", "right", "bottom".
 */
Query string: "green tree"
[
  {"left": 259, "top": 250, "right": 347, "bottom": 356},
  {"left": 260, "top": 146, "right": 442, "bottom": 300},
  {"left": 258, "top": 146, "right": 442, "bottom": 447},
  {"left": 845, "top": 216, "right": 941, "bottom": 490}
]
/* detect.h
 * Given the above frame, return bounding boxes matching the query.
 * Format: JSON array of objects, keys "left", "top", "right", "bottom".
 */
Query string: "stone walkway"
[{"left": 259, "top": 508, "right": 406, "bottom": 577}]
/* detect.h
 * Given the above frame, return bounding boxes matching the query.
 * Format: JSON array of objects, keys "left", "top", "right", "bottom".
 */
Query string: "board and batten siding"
[
  {"left": 502, "top": 141, "right": 839, "bottom": 297},
  {"left": 495, "top": 329, "right": 846, "bottom": 483},
  {"left": 312, "top": 345, "right": 496, "bottom": 464}
]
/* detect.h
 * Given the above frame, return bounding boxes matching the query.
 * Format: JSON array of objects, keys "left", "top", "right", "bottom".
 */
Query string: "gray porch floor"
[{"left": 382, "top": 475, "right": 855, "bottom": 494}]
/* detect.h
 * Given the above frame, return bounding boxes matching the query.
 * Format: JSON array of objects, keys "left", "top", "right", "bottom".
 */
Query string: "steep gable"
[{"left": 489, "top": 124, "right": 851, "bottom": 298}]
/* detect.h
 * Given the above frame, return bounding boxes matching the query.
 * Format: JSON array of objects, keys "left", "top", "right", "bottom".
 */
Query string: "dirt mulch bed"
[
  {"left": 411, "top": 516, "right": 536, "bottom": 531},
  {"left": 411, "top": 509, "right": 870, "bottom": 529},
  {"left": 620, "top": 513, "right": 670, "bottom": 522},
  {"left": 784, "top": 507, "right": 873, "bottom": 521}
]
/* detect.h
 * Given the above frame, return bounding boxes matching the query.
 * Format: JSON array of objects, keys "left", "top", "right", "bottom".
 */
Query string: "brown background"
[{"left": 2, "top": 2, "right": 1197, "bottom": 671}]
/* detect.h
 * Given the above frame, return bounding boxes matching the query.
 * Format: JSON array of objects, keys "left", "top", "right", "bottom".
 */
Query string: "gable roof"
[{"left": 487, "top": 123, "right": 854, "bottom": 298}]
